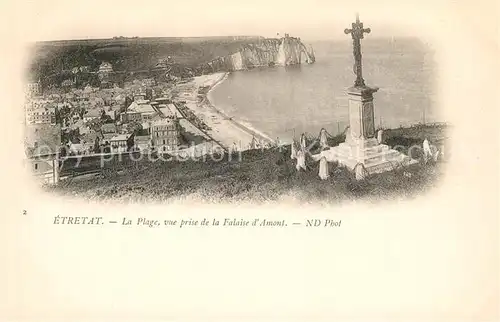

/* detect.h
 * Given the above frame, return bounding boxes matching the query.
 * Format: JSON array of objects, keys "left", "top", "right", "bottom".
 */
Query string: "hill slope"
[
  {"left": 46, "top": 124, "right": 449, "bottom": 203},
  {"left": 28, "top": 36, "right": 264, "bottom": 82}
]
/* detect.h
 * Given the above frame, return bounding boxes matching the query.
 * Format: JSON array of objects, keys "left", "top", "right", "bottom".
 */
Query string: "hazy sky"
[{"left": 11, "top": 0, "right": 462, "bottom": 42}]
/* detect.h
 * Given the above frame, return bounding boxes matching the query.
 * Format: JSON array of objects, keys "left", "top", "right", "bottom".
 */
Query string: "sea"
[{"left": 209, "top": 37, "right": 439, "bottom": 142}]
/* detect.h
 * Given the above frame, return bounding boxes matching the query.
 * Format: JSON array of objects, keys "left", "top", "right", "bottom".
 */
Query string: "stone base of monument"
[
  {"left": 315, "top": 83, "right": 418, "bottom": 179},
  {"left": 315, "top": 137, "right": 417, "bottom": 177}
]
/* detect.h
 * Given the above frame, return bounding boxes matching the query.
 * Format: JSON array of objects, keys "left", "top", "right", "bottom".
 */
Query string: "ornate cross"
[{"left": 344, "top": 13, "right": 371, "bottom": 87}]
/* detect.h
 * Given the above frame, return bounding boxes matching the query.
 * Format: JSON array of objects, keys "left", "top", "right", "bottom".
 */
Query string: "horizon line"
[{"left": 30, "top": 35, "right": 421, "bottom": 44}]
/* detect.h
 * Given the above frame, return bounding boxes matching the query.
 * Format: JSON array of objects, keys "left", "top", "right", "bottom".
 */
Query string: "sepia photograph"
[
  {"left": 24, "top": 11, "right": 447, "bottom": 203},
  {"left": 3, "top": 0, "right": 498, "bottom": 321}
]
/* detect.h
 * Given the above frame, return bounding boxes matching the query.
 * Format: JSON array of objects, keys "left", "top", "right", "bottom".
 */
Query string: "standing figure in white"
[
  {"left": 318, "top": 156, "right": 329, "bottom": 180},
  {"left": 296, "top": 150, "right": 307, "bottom": 171}
]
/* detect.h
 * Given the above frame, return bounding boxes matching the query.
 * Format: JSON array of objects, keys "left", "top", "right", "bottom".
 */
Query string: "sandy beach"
[{"left": 174, "top": 72, "right": 275, "bottom": 151}]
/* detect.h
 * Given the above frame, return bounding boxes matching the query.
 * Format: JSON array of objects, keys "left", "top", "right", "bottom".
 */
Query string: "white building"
[
  {"left": 24, "top": 124, "right": 61, "bottom": 184},
  {"left": 128, "top": 101, "right": 157, "bottom": 123},
  {"left": 98, "top": 62, "right": 113, "bottom": 74},
  {"left": 110, "top": 134, "right": 134, "bottom": 153},
  {"left": 83, "top": 109, "right": 102, "bottom": 123},
  {"left": 26, "top": 107, "right": 56, "bottom": 125},
  {"left": 150, "top": 118, "right": 180, "bottom": 153},
  {"left": 26, "top": 158, "right": 60, "bottom": 185},
  {"left": 26, "top": 82, "right": 41, "bottom": 97}
]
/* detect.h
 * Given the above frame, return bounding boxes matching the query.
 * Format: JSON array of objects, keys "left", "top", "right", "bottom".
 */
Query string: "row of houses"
[
  {"left": 26, "top": 114, "right": 181, "bottom": 158},
  {"left": 26, "top": 106, "right": 56, "bottom": 125},
  {"left": 25, "top": 113, "right": 181, "bottom": 183},
  {"left": 24, "top": 74, "right": 183, "bottom": 182},
  {"left": 26, "top": 81, "right": 41, "bottom": 97},
  {"left": 63, "top": 101, "right": 181, "bottom": 155},
  {"left": 24, "top": 91, "right": 179, "bottom": 144},
  {"left": 25, "top": 118, "right": 182, "bottom": 186},
  {"left": 24, "top": 87, "right": 170, "bottom": 126}
]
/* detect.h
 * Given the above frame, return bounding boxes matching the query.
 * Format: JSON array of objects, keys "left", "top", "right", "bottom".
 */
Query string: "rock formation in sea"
[{"left": 200, "top": 35, "right": 315, "bottom": 73}]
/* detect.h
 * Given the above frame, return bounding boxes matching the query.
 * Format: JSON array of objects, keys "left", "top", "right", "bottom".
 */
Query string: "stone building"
[
  {"left": 26, "top": 107, "right": 56, "bottom": 125},
  {"left": 134, "top": 135, "right": 152, "bottom": 152},
  {"left": 82, "top": 109, "right": 101, "bottom": 123},
  {"left": 98, "top": 62, "right": 113, "bottom": 74},
  {"left": 98, "top": 62, "right": 113, "bottom": 82},
  {"left": 24, "top": 123, "right": 62, "bottom": 184},
  {"left": 128, "top": 101, "right": 157, "bottom": 123},
  {"left": 150, "top": 118, "right": 180, "bottom": 153},
  {"left": 120, "top": 111, "right": 142, "bottom": 123},
  {"left": 26, "top": 81, "right": 41, "bottom": 97},
  {"left": 24, "top": 124, "right": 61, "bottom": 157},
  {"left": 109, "top": 133, "right": 134, "bottom": 153}
]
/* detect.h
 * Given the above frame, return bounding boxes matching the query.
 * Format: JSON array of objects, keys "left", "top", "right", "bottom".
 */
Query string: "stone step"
[
  {"left": 336, "top": 143, "right": 390, "bottom": 156},
  {"left": 345, "top": 138, "right": 380, "bottom": 148},
  {"left": 315, "top": 142, "right": 418, "bottom": 177},
  {"left": 331, "top": 149, "right": 412, "bottom": 169},
  {"left": 364, "top": 151, "right": 409, "bottom": 167},
  {"left": 337, "top": 153, "right": 414, "bottom": 174},
  {"left": 363, "top": 150, "right": 403, "bottom": 165},
  {"left": 317, "top": 145, "right": 415, "bottom": 168},
  {"left": 332, "top": 146, "right": 400, "bottom": 163},
  {"left": 365, "top": 155, "right": 417, "bottom": 174}
]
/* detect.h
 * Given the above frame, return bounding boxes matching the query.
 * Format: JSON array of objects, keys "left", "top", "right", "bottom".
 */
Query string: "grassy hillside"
[
  {"left": 46, "top": 124, "right": 449, "bottom": 203},
  {"left": 28, "top": 36, "right": 264, "bottom": 83}
]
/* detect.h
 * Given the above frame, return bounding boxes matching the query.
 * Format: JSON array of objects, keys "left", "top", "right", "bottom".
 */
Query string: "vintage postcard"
[{"left": 2, "top": 0, "right": 498, "bottom": 321}]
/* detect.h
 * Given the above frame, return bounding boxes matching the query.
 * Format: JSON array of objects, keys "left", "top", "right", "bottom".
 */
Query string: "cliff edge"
[
  {"left": 29, "top": 35, "right": 316, "bottom": 85},
  {"left": 202, "top": 35, "right": 315, "bottom": 73}
]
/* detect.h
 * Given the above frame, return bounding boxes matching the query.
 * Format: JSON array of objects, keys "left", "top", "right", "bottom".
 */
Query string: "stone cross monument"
[
  {"left": 343, "top": 13, "right": 378, "bottom": 146},
  {"left": 344, "top": 13, "right": 370, "bottom": 88},
  {"left": 313, "top": 14, "right": 416, "bottom": 178}
]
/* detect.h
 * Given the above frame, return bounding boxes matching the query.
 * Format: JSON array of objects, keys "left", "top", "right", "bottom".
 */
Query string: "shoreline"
[
  {"left": 177, "top": 72, "right": 446, "bottom": 151},
  {"left": 177, "top": 72, "right": 275, "bottom": 151},
  {"left": 205, "top": 73, "right": 275, "bottom": 144}
]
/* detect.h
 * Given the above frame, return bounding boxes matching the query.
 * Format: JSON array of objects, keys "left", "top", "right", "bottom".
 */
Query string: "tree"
[
  {"left": 102, "top": 143, "right": 111, "bottom": 154},
  {"left": 126, "top": 121, "right": 143, "bottom": 135},
  {"left": 89, "top": 75, "right": 100, "bottom": 87},
  {"left": 87, "top": 118, "right": 104, "bottom": 136},
  {"left": 77, "top": 107, "right": 86, "bottom": 119},
  {"left": 124, "top": 96, "right": 133, "bottom": 110},
  {"left": 54, "top": 107, "right": 61, "bottom": 125},
  {"left": 59, "top": 145, "right": 67, "bottom": 157},
  {"left": 61, "top": 128, "right": 80, "bottom": 144},
  {"left": 100, "top": 109, "right": 113, "bottom": 124},
  {"left": 93, "top": 136, "right": 100, "bottom": 154},
  {"left": 55, "top": 105, "right": 71, "bottom": 125},
  {"left": 145, "top": 88, "right": 153, "bottom": 101}
]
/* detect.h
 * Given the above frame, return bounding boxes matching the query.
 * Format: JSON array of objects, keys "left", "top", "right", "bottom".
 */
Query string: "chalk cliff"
[
  {"left": 200, "top": 35, "right": 315, "bottom": 73},
  {"left": 277, "top": 35, "right": 315, "bottom": 66}
]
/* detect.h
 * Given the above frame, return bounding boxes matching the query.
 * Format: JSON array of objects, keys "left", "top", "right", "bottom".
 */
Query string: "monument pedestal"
[
  {"left": 316, "top": 86, "right": 416, "bottom": 178},
  {"left": 326, "top": 137, "right": 416, "bottom": 176}
]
